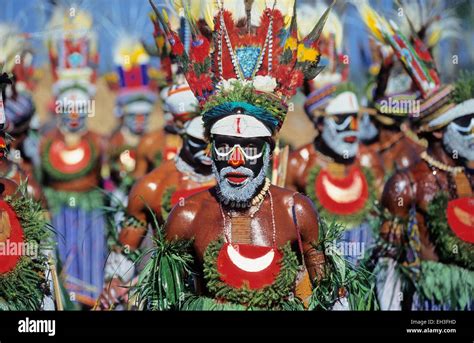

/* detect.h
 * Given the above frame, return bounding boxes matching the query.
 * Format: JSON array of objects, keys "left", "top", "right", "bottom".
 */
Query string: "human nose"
[{"left": 228, "top": 146, "right": 245, "bottom": 167}]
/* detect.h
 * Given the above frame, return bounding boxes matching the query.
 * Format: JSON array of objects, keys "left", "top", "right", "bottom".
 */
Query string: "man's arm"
[
  {"left": 118, "top": 171, "right": 163, "bottom": 250},
  {"left": 292, "top": 193, "right": 325, "bottom": 281},
  {"left": 132, "top": 138, "right": 151, "bottom": 179},
  {"left": 285, "top": 151, "right": 308, "bottom": 193}
]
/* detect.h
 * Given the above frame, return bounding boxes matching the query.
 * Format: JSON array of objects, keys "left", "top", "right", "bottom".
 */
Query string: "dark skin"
[
  {"left": 119, "top": 135, "right": 214, "bottom": 249},
  {"left": 164, "top": 185, "right": 321, "bottom": 280},
  {"left": 286, "top": 114, "right": 385, "bottom": 196},
  {"left": 162, "top": 135, "right": 323, "bottom": 286},
  {"left": 133, "top": 129, "right": 182, "bottom": 178},
  {"left": 106, "top": 135, "right": 323, "bottom": 308},
  {"left": 360, "top": 120, "right": 424, "bottom": 174},
  {"left": 107, "top": 127, "right": 140, "bottom": 187},
  {"left": 380, "top": 123, "right": 474, "bottom": 262},
  {"left": 100, "top": 136, "right": 214, "bottom": 309}
]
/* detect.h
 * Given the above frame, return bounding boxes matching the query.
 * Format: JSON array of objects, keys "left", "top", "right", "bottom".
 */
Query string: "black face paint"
[
  {"left": 212, "top": 134, "right": 267, "bottom": 179},
  {"left": 182, "top": 135, "right": 211, "bottom": 167},
  {"left": 320, "top": 112, "right": 359, "bottom": 160},
  {"left": 452, "top": 114, "right": 474, "bottom": 136}
]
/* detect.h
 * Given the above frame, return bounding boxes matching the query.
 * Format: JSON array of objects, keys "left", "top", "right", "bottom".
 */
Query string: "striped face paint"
[
  {"left": 211, "top": 134, "right": 270, "bottom": 207},
  {"left": 443, "top": 114, "right": 474, "bottom": 162},
  {"left": 321, "top": 113, "right": 359, "bottom": 158}
]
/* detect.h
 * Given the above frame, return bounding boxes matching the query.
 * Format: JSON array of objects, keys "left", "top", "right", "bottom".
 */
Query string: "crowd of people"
[{"left": 0, "top": 0, "right": 472, "bottom": 311}]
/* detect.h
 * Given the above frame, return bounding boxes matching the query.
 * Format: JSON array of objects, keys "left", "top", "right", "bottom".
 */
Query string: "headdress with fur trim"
[
  {"left": 304, "top": 82, "right": 361, "bottom": 118},
  {"left": 150, "top": 0, "right": 330, "bottom": 139},
  {"left": 419, "top": 72, "right": 474, "bottom": 132}
]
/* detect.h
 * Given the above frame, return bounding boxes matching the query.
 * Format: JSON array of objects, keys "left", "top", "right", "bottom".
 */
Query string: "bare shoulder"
[
  {"left": 128, "top": 161, "right": 175, "bottom": 206},
  {"left": 269, "top": 185, "right": 317, "bottom": 214},
  {"left": 288, "top": 143, "right": 315, "bottom": 165},
  {"left": 138, "top": 130, "right": 165, "bottom": 149},
  {"left": 165, "top": 187, "right": 216, "bottom": 240}
]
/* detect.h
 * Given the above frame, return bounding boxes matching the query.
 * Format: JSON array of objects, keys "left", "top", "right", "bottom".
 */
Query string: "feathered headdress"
[
  {"left": 359, "top": 1, "right": 449, "bottom": 125},
  {"left": 105, "top": 37, "right": 158, "bottom": 117},
  {"left": 397, "top": 0, "right": 461, "bottom": 50},
  {"left": 46, "top": 5, "right": 98, "bottom": 84},
  {"left": 150, "top": 0, "right": 330, "bottom": 137},
  {"left": 419, "top": 71, "right": 474, "bottom": 132},
  {"left": 297, "top": 2, "right": 346, "bottom": 91}
]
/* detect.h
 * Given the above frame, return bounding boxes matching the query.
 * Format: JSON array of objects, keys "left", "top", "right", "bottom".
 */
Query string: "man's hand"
[{"left": 98, "top": 278, "right": 130, "bottom": 310}]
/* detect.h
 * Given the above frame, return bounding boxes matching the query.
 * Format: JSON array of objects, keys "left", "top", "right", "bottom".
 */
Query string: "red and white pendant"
[
  {"left": 217, "top": 243, "right": 282, "bottom": 289},
  {"left": 0, "top": 200, "right": 24, "bottom": 274},
  {"left": 446, "top": 197, "right": 474, "bottom": 243},
  {"left": 315, "top": 166, "right": 369, "bottom": 215},
  {"left": 48, "top": 139, "right": 92, "bottom": 175}
]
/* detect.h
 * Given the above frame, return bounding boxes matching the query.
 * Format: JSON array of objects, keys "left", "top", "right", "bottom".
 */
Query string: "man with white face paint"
[
  {"left": 379, "top": 73, "right": 474, "bottom": 310},
  {"left": 39, "top": 5, "right": 106, "bottom": 308},
  {"left": 100, "top": 111, "right": 216, "bottom": 309},
  {"left": 286, "top": 84, "right": 384, "bottom": 265},
  {"left": 126, "top": 0, "right": 377, "bottom": 311}
]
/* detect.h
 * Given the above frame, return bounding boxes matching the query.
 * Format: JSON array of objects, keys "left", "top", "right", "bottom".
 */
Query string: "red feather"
[
  {"left": 190, "top": 36, "right": 211, "bottom": 64},
  {"left": 169, "top": 31, "right": 185, "bottom": 56}
]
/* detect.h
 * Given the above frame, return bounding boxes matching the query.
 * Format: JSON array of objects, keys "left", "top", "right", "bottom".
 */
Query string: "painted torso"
[
  {"left": 39, "top": 128, "right": 103, "bottom": 192},
  {"left": 383, "top": 159, "right": 474, "bottom": 264},
  {"left": 287, "top": 142, "right": 383, "bottom": 227}
]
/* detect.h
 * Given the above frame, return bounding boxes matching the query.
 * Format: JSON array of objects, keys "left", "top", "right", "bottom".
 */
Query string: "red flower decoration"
[
  {"left": 169, "top": 32, "right": 184, "bottom": 56},
  {"left": 0, "top": 201, "right": 25, "bottom": 274},
  {"left": 187, "top": 71, "right": 213, "bottom": 97},
  {"left": 190, "top": 36, "right": 210, "bottom": 64}
]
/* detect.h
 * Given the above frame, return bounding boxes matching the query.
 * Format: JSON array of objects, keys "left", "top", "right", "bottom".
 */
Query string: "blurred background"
[{"left": 1, "top": 0, "right": 473, "bottom": 147}]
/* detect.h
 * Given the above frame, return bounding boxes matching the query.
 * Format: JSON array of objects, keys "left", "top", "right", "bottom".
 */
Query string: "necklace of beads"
[{"left": 219, "top": 187, "right": 276, "bottom": 246}]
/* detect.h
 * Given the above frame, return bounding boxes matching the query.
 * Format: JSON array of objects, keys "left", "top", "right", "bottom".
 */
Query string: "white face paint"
[
  {"left": 321, "top": 116, "right": 359, "bottom": 158},
  {"left": 443, "top": 118, "right": 474, "bottom": 162},
  {"left": 358, "top": 113, "right": 379, "bottom": 143},
  {"left": 212, "top": 143, "right": 270, "bottom": 207}
]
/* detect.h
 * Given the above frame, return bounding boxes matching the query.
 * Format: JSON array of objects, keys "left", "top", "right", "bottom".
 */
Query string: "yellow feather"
[
  {"left": 172, "top": 0, "right": 184, "bottom": 11},
  {"left": 428, "top": 29, "right": 441, "bottom": 47},
  {"left": 359, "top": 3, "right": 390, "bottom": 43},
  {"left": 202, "top": 0, "right": 216, "bottom": 30}
]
